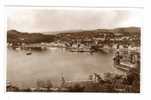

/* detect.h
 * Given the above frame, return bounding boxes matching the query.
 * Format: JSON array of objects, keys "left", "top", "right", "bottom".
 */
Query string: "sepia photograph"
[{"left": 6, "top": 7, "right": 142, "bottom": 93}]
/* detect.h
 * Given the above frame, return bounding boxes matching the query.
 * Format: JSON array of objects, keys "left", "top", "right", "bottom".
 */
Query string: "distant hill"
[
  {"left": 7, "top": 27, "right": 140, "bottom": 44},
  {"left": 44, "top": 29, "right": 88, "bottom": 34},
  {"left": 7, "top": 30, "right": 56, "bottom": 44},
  {"left": 56, "top": 27, "right": 140, "bottom": 38},
  {"left": 56, "top": 27, "right": 140, "bottom": 34},
  {"left": 112, "top": 27, "right": 140, "bottom": 33}
]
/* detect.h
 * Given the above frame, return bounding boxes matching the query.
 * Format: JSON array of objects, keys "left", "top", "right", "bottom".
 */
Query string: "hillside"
[
  {"left": 7, "top": 27, "right": 140, "bottom": 44},
  {"left": 7, "top": 30, "right": 56, "bottom": 44}
]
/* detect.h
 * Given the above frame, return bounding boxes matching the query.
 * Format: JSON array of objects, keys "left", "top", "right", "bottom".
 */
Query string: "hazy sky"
[{"left": 7, "top": 8, "right": 143, "bottom": 33}]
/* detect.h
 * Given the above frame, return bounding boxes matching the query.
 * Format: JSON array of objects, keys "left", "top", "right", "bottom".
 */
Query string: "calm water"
[{"left": 7, "top": 47, "right": 121, "bottom": 88}]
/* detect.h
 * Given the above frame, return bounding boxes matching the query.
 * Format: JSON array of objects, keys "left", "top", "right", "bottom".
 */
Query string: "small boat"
[
  {"left": 26, "top": 52, "right": 32, "bottom": 55},
  {"left": 113, "top": 63, "right": 130, "bottom": 72}
]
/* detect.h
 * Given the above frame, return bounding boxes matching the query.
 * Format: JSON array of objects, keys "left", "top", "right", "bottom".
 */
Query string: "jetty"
[{"left": 113, "top": 47, "right": 140, "bottom": 73}]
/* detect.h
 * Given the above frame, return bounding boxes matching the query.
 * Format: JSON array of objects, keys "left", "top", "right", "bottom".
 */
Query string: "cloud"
[{"left": 7, "top": 8, "right": 143, "bottom": 33}]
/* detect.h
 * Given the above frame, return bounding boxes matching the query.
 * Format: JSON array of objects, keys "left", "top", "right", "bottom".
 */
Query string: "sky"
[{"left": 7, "top": 8, "right": 143, "bottom": 33}]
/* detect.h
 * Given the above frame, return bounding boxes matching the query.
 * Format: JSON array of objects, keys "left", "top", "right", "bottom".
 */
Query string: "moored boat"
[{"left": 26, "top": 52, "right": 32, "bottom": 55}]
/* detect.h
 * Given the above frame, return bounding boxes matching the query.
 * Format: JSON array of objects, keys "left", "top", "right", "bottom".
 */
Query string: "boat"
[
  {"left": 90, "top": 45, "right": 111, "bottom": 54},
  {"left": 26, "top": 52, "right": 32, "bottom": 55},
  {"left": 97, "top": 48, "right": 109, "bottom": 54},
  {"left": 114, "top": 64, "right": 129, "bottom": 72}
]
